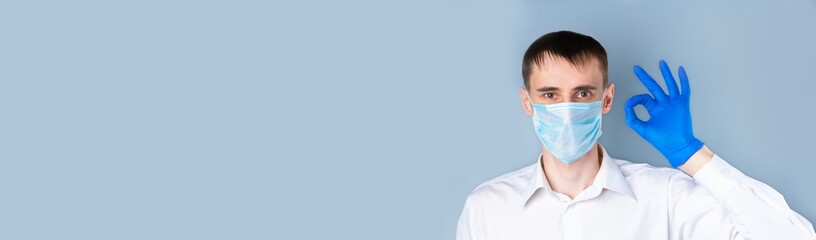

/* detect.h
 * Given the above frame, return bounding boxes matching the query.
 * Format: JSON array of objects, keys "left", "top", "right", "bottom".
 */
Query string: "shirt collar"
[{"left": 520, "top": 144, "right": 636, "bottom": 207}]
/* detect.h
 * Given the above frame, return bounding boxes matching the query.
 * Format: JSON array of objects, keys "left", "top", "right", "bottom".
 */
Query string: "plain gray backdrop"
[{"left": 1, "top": 0, "right": 814, "bottom": 239}]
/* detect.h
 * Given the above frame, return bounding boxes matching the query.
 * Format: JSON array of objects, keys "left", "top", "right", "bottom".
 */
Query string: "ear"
[
  {"left": 519, "top": 87, "right": 533, "bottom": 116},
  {"left": 601, "top": 83, "right": 615, "bottom": 114}
]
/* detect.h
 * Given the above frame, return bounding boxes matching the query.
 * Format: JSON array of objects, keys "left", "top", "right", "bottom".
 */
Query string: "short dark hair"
[{"left": 522, "top": 31, "right": 608, "bottom": 89}]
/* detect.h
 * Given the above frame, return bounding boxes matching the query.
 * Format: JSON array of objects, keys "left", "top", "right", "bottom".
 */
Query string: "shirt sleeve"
[
  {"left": 669, "top": 154, "right": 816, "bottom": 240},
  {"left": 456, "top": 192, "right": 486, "bottom": 240}
]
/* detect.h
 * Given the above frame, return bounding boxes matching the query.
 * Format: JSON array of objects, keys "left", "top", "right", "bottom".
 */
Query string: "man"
[{"left": 455, "top": 31, "right": 816, "bottom": 240}]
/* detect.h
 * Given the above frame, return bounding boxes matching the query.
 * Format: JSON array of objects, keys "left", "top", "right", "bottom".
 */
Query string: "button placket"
[{"left": 561, "top": 204, "right": 573, "bottom": 240}]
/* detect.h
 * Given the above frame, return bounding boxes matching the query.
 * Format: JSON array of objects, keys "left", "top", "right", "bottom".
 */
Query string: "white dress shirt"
[{"left": 456, "top": 145, "right": 816, "bottom": 240}]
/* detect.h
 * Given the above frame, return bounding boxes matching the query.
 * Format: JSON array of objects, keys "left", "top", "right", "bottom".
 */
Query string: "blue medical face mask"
[{"left": 528, "top": 93, "right": 604, "bottom": 164}]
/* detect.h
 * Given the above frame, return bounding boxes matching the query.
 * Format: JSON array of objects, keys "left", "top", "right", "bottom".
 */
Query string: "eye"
[
  {"left": 576, "top": 91, "right": 590, "bottom": 98},
  {"left": 543, "top": 93, "right": 555, "bottom": 99}
]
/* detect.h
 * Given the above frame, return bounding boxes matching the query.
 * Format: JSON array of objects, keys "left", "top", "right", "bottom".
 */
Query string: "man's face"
[{"left": 519, "top": 56, "right": 615, "bottom": 116}]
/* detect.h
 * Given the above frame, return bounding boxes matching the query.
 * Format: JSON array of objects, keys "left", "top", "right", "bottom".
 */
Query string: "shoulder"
[
  {"left": 615, "top": 158, "right": 684, "bottom": 179},
  {"left": 613, "top": 157, "right": 702, "bottom": 195},
  {"left": 463, "top": 163, "right": 537, "bottom": 207},
  {"left": 614, "top": 158, "right": 696, "bottom": 189}
]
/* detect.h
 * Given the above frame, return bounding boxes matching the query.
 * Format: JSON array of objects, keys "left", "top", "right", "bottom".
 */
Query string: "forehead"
[{"left": 528, "top": 56, "right": 604, "bottom": 89}]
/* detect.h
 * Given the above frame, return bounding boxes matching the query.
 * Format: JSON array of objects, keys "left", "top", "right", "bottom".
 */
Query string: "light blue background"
[{"left": 1, "top": 0, "right": 814, "bottom": 239}]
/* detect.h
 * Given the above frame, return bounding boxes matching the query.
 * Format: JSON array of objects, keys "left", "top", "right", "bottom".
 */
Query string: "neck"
[{"left": 541, "top": 144, "right": 602, "bottom": 199}]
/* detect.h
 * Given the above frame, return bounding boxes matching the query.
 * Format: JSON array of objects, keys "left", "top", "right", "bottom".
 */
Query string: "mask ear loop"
[
  {"left": 526, "top": 90, "right": 538, "bottom": 118},
  {"left": 600, "top": 86, "right": 610, "bottom": 112}
]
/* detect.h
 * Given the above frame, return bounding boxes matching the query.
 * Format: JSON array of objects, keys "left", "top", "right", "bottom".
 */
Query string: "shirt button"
[{"left": 722, "top": 168, "right": 731, "bottom": 174}]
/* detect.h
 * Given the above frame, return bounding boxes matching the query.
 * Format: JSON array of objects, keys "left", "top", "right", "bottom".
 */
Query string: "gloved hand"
[{"left": 625, "top": 60, "right": 704, "bottom": 168}]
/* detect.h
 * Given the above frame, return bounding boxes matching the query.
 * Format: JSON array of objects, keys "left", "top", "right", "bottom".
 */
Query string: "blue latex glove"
[{"left": 625, "top": 60, "right": 704, "bottom": 168}]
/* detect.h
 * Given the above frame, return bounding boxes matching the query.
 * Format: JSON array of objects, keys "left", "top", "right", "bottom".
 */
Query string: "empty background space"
[{"left": 1, "top": 0, "right": 814, "bottom": 239}]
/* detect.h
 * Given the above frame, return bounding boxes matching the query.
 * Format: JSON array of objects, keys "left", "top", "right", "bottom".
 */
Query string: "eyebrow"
[
  {"left": 536, "top": 86, "right": 560, "bottom": 92},
  {"left": 536, "top": 85, "right": 597, "bottom": 92},
  {"left": 572, "top": 85, "right": 597, "bottom": 92}
]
